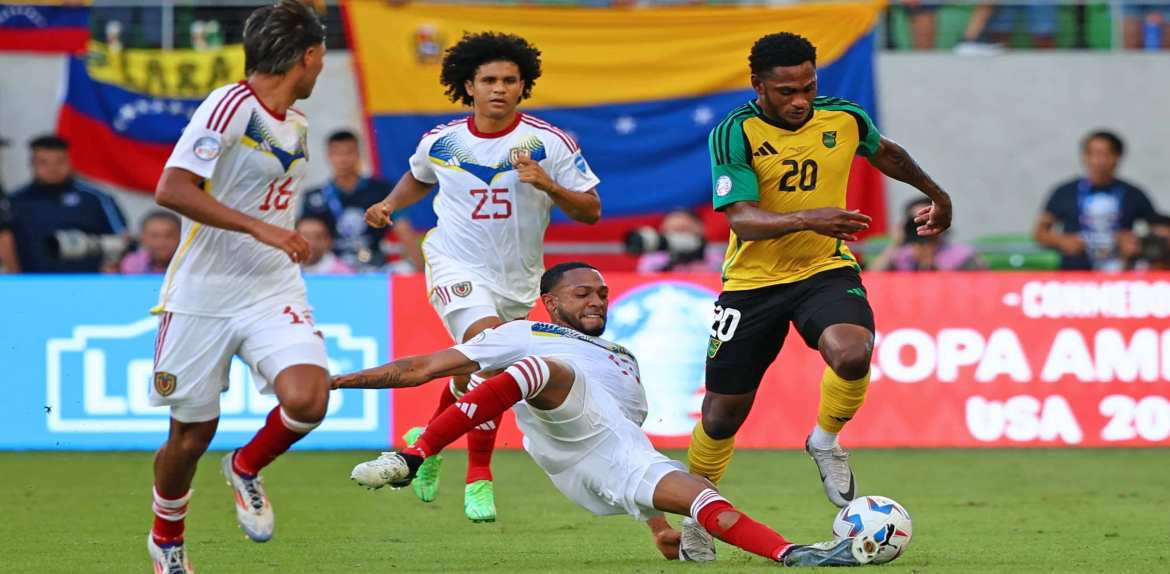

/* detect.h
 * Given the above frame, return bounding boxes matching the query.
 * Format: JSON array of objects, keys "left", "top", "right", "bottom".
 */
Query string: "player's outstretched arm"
[
  {"left": 365, "top": 171, "right": 433, "bottom": 229},
  {"left": 867, "top": 136, "right": 952, "bottom": 236},
  {"left": 724, "top": 201, "right": 872, "bottom": 242},
  {"left": 332, "top": 349, "right": 480, "bottom": 390},
  {"left": 156, "top": 167, "right": 309, "bottom": 263}
]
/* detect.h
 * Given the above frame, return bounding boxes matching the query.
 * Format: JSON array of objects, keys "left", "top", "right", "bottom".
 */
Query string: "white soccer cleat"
[
  {"left": 147, "top": 534, "right": 194, "bottom": 574},
  {"left": 350, "top": 452, "right": 414, "bottom": 490},
  {"left": 221, "top": 451, "right": 274, "bottom": 542},
  {"left": 679, "top": 517, "right": 716, "bottom": 562},
  {"left": 805, "top": 435, "right": 857, "bottom": 508}
]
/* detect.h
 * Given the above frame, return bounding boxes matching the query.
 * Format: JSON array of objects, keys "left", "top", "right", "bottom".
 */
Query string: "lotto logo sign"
[{"left": 0, "top": 276, "right": 391, "bottom": 450}]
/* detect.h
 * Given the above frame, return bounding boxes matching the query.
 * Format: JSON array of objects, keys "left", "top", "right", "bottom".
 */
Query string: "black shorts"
[{"left": 705, "top": 268, "right": 875, "bottom": 395}]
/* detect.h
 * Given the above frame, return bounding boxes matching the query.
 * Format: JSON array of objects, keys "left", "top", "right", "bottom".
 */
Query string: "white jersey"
[
  {"left": 453, "top": 320, "right": 646, "bottom": 473},
  {"left": 155, "top": 82, "right": 310, "bottom": 316},
  {"left": 410, "top": 114, "right": 600, "bottom": 304}
]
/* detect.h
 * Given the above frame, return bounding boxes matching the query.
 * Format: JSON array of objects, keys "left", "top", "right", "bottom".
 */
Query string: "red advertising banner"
[{"left": 390, "top": 272, "right": 1170, "bottom": 449}]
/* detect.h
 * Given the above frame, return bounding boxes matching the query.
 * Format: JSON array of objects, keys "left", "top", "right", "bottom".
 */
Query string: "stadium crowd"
[{"left": 0, "top": 125, "right": 1166, "bottom": 275}]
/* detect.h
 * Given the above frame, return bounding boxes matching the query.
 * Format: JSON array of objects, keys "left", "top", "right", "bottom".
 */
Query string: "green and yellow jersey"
[{"left": 710, "top": 97, "right": 880, "bottom": 291}]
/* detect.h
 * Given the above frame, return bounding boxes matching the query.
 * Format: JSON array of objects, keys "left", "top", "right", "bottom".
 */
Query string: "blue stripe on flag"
[{"left": 63, "top": 57, "right": 202, "bottom": 145}]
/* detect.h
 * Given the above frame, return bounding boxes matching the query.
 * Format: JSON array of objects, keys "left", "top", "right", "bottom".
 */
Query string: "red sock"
[
  {"left": 234, "top": 407, "right": 318, "bottom": 476},
  {"left": 151, "top": 487, "right": 190, "bottom": 545},
  {"left": 466, "top": 414, "right": 501, "bottom": 483},
  {"left": 693, "top": 489, "right": 792, "bottom": 561},
  {"left": 408, "top": 357, "right": 548, "bottom": 458},
  {"left": 429, "top": 380, "right": 459, "bottom": 421}
]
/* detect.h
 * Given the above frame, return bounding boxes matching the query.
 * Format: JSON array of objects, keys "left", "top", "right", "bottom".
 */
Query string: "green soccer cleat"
[
  {"left": 464, "top": 480, "right": 497, "bottom": 523},
  {"left": 403, "top": 427, "right": 442, "bottom": 503}
]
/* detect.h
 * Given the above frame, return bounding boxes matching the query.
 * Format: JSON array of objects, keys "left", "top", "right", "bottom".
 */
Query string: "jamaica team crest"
[
  {"left": 822, "top": 131, "right": 837, "bottom": 148},
  {"left": 706, "top": 337, "right": 723, "bottom": 359}
]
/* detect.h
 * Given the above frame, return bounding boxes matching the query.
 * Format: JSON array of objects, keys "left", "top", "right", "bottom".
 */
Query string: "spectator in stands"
[
  {"left": 869, "top": 197, "right": 984, "bottom": 271},
  {"left": 629, "top": 209, "right": 723, "bottom": 273},
  {"left": 955, "top": 2, "right": 1056, "bottom": 53},
  {"left": 0, "top": 185, "right": 18, "bottom": 273},
  {"left": 8, "top": 135, "right": 128, "bottom": 273},
  {"left": 1034, "top": 130, "right": 1157, "bottom": 271},
  {"left": 120, "top": 211, "right": 180, "bottom": 274},
  {"left": 0, "top": 136, "right": 19, "bottom": 272},
  {"left": 297, "top": 215, "right": 354, "bottom": 275},
  {"left": 899, "top": 0, "right": 937, "bottom": 50},
  {"left": 300, "top": 130, "right": 422, "bottom": 271},
  {"left": 1124, "top": 5, "right": 1170, "bottom": 50}
]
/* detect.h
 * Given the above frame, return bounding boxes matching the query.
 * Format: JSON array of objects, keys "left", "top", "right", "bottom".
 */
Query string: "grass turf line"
[{"left": 0, "top": 449, "right": 1166, "bottom": 573}]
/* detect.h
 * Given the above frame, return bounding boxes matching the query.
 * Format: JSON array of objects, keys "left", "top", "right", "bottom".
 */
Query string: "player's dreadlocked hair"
[
  {"left": 440, "top": 32, "right": 542, "bottom": 107},
  {"left": 540, "top": 262, "right": 598, "bottom": 295},
  {"left": 242, "top": 0, "right": 326, "bottom": 75},
  {"left": 749, "top": 32, "right": 816, "bottom": 75}
]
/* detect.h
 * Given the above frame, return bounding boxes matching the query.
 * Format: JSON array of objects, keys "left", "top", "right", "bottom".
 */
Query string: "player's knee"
[
  {"left": 701, "top": 416, "right": 743, "bottom": 440},
  {"left": 280, "top": 388, "right": 329, "bottom": 423},
  {"left": 171, "top": 427, "right": 214, "bottom": 459},
  {"left": 826, "top": 344, "right": 872, "bottom": 381}
]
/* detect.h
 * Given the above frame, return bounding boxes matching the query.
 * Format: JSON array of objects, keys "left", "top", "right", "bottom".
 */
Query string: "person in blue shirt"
[
  {"left": 300, "top": 130, "right": 422, "bottom": 271},
  {"left": 1034, "top": 130, "right": 1157, "bottom": 271},
  {"left": 8, "top": 135, "right": 128, "bottom": 273}
]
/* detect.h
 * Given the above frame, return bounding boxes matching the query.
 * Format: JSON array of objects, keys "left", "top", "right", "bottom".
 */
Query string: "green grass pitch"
[{"left": 2, "top": 448, "right": 1166, "bottom": 573}]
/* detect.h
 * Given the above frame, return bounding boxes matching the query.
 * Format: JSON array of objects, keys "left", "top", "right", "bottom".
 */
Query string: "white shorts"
[
  {"left": 517, "top": 369, "right": 684, "bottom": 522},
  {"left": 150, "top": 300, "right": 329, "bottom": 423},
  {"left": 424, "top": 251, "right": 533, "bottom": 341}
]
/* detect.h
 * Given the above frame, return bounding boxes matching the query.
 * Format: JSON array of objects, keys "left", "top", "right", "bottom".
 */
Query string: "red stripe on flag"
[
  {"left": 56, "top": 105, "right": 174, "bottom": 193},
  {"left": 0, "top": 28, "right": 88, "bottom": 53},
  {"left": 845, "top": 157, "right": 887, "bottom": 238}
]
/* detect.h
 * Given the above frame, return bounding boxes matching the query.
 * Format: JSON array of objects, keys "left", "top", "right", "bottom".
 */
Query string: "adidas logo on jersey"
[{"left": 752, "top": 141, "right": 779, "bottom": 157}]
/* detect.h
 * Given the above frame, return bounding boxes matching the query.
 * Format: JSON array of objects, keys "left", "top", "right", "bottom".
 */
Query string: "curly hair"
[
  {"left": 243, "top": 0, "right": 325, "bottom": 75},
  {"left": 749, "top": 32, "right": 816, "bottom": 75},
  {"left": 440, "top": 32, "right": 542, "bottom": 107}
]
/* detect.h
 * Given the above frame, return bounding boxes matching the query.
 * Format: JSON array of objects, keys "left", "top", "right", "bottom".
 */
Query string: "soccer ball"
[{"left": 831, "top": 496, "right": 913, "bottom": 564}]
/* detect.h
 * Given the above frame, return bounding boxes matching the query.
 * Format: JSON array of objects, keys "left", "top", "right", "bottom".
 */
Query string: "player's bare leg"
[
  {"left": 409, "top": 314, "right": 504, "bottom": 521},
  {"left": 149, "top": 418, "right": 217, "bottom": 574},
  {"left": 651, "top": 471, "right": 876, "bottom": 567},
  {"left": 225, "top": 364, "right": 329, "bottom": 541},
  {"left": 807, "top": 323, "right": 873, "bottom": 508}
]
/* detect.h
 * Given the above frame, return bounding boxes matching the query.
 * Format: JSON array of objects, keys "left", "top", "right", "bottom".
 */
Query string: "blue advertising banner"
[{"left": 0, "top": 275, "right": 391, "bottom": 450}]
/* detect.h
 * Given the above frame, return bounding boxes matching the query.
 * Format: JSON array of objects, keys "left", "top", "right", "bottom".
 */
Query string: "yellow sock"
[
  {"left": 816, "top": 367, "right": 870, "bottom": 433},
  {"left": 686, "top": 421, "right": 736, "bottom": 485}
]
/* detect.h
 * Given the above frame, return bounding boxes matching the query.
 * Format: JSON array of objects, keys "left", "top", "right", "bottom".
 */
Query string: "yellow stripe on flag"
[{"left": 345, "top": 1, "right": 884, "bottom": 115}]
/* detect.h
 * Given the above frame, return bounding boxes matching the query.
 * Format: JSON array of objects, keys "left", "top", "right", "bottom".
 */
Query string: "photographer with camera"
[
  {"left": 626, "top": 209, "right": 723, "bottom": 273},
  {"left": 8, "top": 135, "right": 128, "bottom": 273},
  {"left": 869, "top": 197, "right": 984, "bottom": 272},
  {"left": 1135, "top": 213, "right": 1170, "bottom": 271}
]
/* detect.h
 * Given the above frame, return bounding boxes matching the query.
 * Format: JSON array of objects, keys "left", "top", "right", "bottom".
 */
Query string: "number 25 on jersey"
[{"left": 470, "top": 188, "right": 513, "bottom": 220}]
